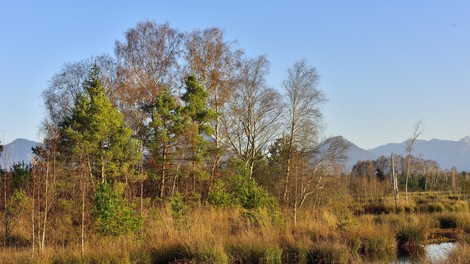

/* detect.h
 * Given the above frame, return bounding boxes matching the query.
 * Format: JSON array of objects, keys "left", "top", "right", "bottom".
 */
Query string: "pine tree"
[
  {"left": 60, "top": 65, "right": 141, "bottom": 183},
  {"left": 59, "top": 65, "right": 141, "bottom": 237},
  {"left": 144, "top": 87, "right": 185, "bottom": 199},
  {"left": 181, "top": 76, "right": 216, "bottom": 191}
]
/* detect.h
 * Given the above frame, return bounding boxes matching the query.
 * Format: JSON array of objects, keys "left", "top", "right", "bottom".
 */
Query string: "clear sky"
[{"left": 1, "top": 1, "right": 469, "bottom": 149}]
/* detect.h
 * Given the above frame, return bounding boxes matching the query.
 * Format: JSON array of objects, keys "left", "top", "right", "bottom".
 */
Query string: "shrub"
[
  {"left": 171, "top": 192, "right": 186, "bottom": 219},
  {"left": 207, "top": 179, "right": 234, "bottom": 207},
  {"left": 209, "top": 159, "right": 280, "bottom": 215},
  {"left": 94, "top": 181, "right": 142, "bottom": 236}
]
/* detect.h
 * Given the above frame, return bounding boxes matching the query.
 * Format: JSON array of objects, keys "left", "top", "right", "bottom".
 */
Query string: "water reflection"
[
  {"left": 397, "top": 245, "right": 426, "bottom": 263},
  {"left": 426, "top": 242, "right": 455, "bottom": 263},
  {"left": 394, "top": 242, "right": 456, "bottom": 263}
]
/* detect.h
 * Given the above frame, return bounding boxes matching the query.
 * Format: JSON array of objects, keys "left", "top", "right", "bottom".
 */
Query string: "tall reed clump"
[
  {"left": 396, "top": 224, "right": 427, "bottom": 249},
  {"left": 344, "top": 215, "right": 396, "bottom": 261},
  {"left": 306, "top": 242, "right": 349, "bottom": 264}
]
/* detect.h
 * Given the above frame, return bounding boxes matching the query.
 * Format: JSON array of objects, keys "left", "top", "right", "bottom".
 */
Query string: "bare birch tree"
[
  {"left": 42, "top": 55, "right": 117, "bottom": 127},
  {"left": 281, "top": 59, "right": 326, "bottom": 204},
  {"left": 405, "top": 121, "right": 424, "bottom": 203},
  {"left": 115, "top": 21, "right": 183, "bottom": 135},
  {"left": 222, "top": 55, "right": 282, "bottom": 177},
  {"left": 391, "top": 153, "right": 399, "bottom": 211},
  {"left": 291, "top": 137, "right": 348, "bottom": 227}
]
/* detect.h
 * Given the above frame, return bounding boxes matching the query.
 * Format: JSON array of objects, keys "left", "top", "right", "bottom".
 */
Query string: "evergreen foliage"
[
  {"left": 208, "top": 159, "right": 278, "bottom": 211},
  {"left": 58, "top": 65, "right": 142, "bottom": 236},
  {"left": 94, "top": 181, "right": 141, "bottom": 236},
  {"left": 59, "top": 65, "right": 141, "bottom": 182},
  {"left": 181, "top": 75, "right": 217, "bottom": 189},
  {"left": 11, "top": 162, "right": 32, "bottom": 191}
]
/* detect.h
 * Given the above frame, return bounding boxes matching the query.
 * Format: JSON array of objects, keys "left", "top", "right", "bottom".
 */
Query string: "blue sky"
[{"left": 1, "top": 1, "right": 469, "bottom": 149}]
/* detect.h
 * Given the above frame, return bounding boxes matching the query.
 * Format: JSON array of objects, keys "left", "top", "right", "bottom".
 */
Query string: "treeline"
[
  {"left": 0, "top": 20, "right": 347, "bottom": 251},
  {"left": 350, "top": 155, "right": 470, "bottom": 202}
]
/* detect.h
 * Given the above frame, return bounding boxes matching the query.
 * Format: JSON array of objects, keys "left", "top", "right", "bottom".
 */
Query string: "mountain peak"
[
  {"left": 0, "top": 138, "right": 41, "bottom": 169},
  {"left": 461, "top": 136, "right": 470, "bottom": 144}
]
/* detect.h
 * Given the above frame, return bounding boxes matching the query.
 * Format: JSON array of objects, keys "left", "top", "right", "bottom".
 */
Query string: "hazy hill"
[
  {"left": 0, "top": 138, "right": 41, "bottom": 169},
  {"left": 342, "top": 137, "right": 379, "bottom": 171},
  {"left": 2, "top": 136, "right": 470, "bottom": 172},
  {"left": 369, "top": 136, "right": 470, "bottom": 172},
  {"left": 319, "top": 136, "right": 378, "bottom": 172}
]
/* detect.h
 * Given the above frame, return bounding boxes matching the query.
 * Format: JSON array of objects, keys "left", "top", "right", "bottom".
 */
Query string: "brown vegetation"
[{"left": 2, "top": 20, "right": 470, "bottom": 263}]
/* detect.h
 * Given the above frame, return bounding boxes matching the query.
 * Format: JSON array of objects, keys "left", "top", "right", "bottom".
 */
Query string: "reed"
[{"left": 1, "top": 193, "right": 470, "bottom": 263}]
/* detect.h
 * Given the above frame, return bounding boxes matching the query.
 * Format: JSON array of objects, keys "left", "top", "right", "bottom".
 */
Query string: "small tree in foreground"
[{"left": 94, "top": 181, "right": 141, "bottom": 236}]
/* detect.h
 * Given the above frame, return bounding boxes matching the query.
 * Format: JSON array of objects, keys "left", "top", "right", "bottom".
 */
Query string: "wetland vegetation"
[{"left": 2, "top": 20, "right": 470, "bottom": 263}]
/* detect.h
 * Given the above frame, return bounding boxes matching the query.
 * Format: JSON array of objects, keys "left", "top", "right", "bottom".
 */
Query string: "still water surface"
[{"left": 397, "top": 242, "right": 456, "bottom": 263}]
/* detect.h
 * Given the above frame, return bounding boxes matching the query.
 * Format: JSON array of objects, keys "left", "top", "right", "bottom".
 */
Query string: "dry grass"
[
  {"left": 0, "top": 193, "right": 469, "bottom": 263},
  {"left": 445, "top": 242, "right": 470, "bottom": 264}
]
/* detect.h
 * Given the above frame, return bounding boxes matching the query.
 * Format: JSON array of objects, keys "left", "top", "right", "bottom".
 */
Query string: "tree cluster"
[
  {"left": 350, "top": 155, "right": 467, "bottom": 202},
  {"left": 0, "top": 20, "right": 347, "bottom": 251}
]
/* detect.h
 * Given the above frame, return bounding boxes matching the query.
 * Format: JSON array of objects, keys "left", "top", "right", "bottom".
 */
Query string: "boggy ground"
[{"left": 1, "top": 192, "right": 470, "bottom": 263}]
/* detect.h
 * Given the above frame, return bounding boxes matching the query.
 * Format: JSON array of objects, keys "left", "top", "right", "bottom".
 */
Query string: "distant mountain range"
[
  {"left": 342, "top": 136, "right": 470, "bottom": 172},
  {"left": 0, "top": 138, "right": 40, "bottom": 169},
  {"left": 2, "top": 137, "right": 470, "bottom": 173}
]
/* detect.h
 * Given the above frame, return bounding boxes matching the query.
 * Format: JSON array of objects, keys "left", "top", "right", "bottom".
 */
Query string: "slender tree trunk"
[
  {"left": 192, "top": 159, "right": 196, "bottom": 190},
  {"left": 209, "top": 90, "right": 221, "bottom": 180},
  {"left": 86, "top": 155, "right": 95, "bottom": 189},
  {"left": 160, "top": 142, "right": 167, "bottom": 199},
  {"left": 214, "top": 87, "right": 219, "bottom": 150},
  {"left": 140, "top": 178, "right": 144, "bottom": 239},
  {"left": 36, "top": 168, "right": 42, "bottom": 252},
  {"left": 406, "top": 157, "right": 410, "bottom": 204},
  {"left": 4, "top": 169, "right": 8, "bottom": 247},
  {"left": 172, "top": 163, "right": 181, "bottom": 196},
  {"left": 283, "top": 157, "right": 291, "bottom": 204},
  {"left": 41, "top": 161, "right": 49, "bottom": 251},
  {"left": 31, "top": 178, "right": 35, "bottom": 254},
  {"left": 81, "top": 171, "right": 85, "bottom": 255},
  {"left": 391, "top": 153, "right": 398, "bottom": 211},
  {"left": 101, "top": 157, "right": 105, "bottom": 183},
  {"left": 293, "top": 160, "right": 298, "bottom": 229},
  {"left": 284, "top": 125, "right": 295, "bottom": 204}
]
